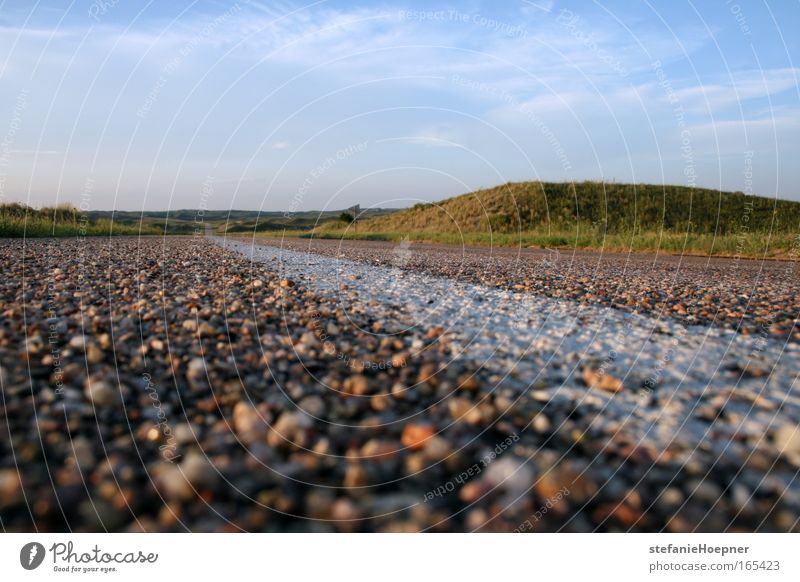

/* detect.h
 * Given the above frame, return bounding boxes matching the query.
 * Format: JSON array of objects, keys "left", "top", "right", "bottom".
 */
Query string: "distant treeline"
[
  {"left": 0, "top": 203, "right": 401, "bottom": 237},
  {"left": 362, "top": 181, "right": 800, "bottom": 235},
  {"left": 219, "top": 208, "right": 398, "bottom": 233}
]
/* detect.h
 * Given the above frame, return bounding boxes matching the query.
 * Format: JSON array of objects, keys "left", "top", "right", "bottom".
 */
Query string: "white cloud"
[
  {"left": 672, "top": 67, "right": 800, "bottom": 113},
  {"left": 377, "top": 136, "right": 464, "bottom": 149},
  {"left": 520, "top": 1, "right": 555, "bottom": 16}
]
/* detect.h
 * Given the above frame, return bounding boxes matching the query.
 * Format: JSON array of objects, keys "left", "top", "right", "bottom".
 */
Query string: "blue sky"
[{"left": 0, "top": 0, "right": 798, "bottom": 211}]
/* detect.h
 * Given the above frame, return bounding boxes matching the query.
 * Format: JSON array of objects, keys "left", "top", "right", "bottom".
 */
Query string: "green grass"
[
  {"left": 229, "top": 229, "right": 312, "bottom": 239},
  {"left": 301, "top": 227, "right": 800, "bottom": 259},
  {"left": 1, "top": 203, "right": 160, "bottom": 237},
  {"left": 358, "top": 180, "right": 800, "bottom": 235},
  {"left": 7, "top": 180, "right": 800, "bottom": 258},
  {"left": 90, "top": 208, "right": 400, "bottom": 235},
  {"left": 216, "top": 208, "right": 398, "bottom": 234}
]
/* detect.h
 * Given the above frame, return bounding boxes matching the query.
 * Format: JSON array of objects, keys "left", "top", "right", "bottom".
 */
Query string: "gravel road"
[
  {"left": 1, "top": 235, "right": 798, "bottom": 532},
  {"left": 240, "top": 237, "right": 800, "bottom": 343}
]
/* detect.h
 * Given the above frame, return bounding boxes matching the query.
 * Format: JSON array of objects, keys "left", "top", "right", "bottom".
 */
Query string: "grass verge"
[
  {"left": 1, "top": 204, "right": 161, "bottom": 237},
  {"left": 293, "top": 228, "right": 800, "bottom": 259}
]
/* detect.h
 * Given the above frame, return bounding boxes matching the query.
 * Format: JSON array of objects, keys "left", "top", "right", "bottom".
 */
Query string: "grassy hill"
[{"left": 311, "top": 181, "right": 800, "bottom": 257}]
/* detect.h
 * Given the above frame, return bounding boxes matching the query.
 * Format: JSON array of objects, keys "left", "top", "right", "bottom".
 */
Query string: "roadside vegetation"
[
  {"left": 7, "top": 181, "right": 799, "bottom": 257},
  {"left": 306, "top": 181, "right": 800, "bottom": 258},
  {"left": 0, "top": 203, "right": 159, "bottom": 237}
]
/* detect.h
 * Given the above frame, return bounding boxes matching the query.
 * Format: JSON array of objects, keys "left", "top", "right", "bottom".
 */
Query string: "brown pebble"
[
  {"left": 344, "top": 464, "right": 368, "bottom": 488},
  {"left": 458, "top": 374, "right": 480, "bottom": 392},
  {"left": 85, "top": 379, "right": 118, "bottom": 406},
  {"left": 401, "top": 423, "right": 435, "bottom": 450},
  {"left": 0, "top": 469, "right": 23, "bottom": 510},
  {"left": 448, "top": 397, "right": 482, "bottom": 425},
  {"left": 582, "top": 367, "right": 624, "bottom": 393},
  {"left": 343, "top": 374, "right": 370, "bottom": 395},
  {"left": 233, "top": 402, "right": 268, "bottom": 445},
  {"left": 86, "top": 343, "right": 104, "bottom": 364}
]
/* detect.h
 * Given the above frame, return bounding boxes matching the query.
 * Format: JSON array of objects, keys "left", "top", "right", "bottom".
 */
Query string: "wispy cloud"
[
  {"left": 377, "top": 134, "right": 464, "bottom": 149},
  {"left": 671, "top": 68, "right": 800, "bottom": 113}
]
